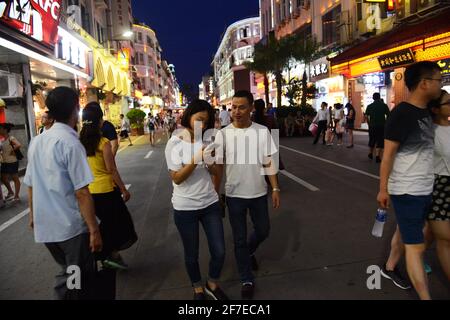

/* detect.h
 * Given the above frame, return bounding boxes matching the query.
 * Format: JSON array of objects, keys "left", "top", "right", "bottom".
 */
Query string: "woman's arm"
[
  {"left": 103, "top": 141, "right": 130, "bottom": 202},
  {"left": 10, "top": 137, "right": 21, "bottom": 150},
  {"left": 169, "top": 147, "right": 204, "bottom": 185}
]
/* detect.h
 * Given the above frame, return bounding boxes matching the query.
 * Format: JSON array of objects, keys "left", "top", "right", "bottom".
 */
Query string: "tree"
[
  {"left": 290, "top": 36, "right": 321, "bottom": 107},
  {"left": 247, "top": 32, "right": 294, "bottom": 108}
]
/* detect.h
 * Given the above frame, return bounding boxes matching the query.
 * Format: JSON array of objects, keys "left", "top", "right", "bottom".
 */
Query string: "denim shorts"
[{"left": 390, "top": 194, "right": 432, "bottom": 245}]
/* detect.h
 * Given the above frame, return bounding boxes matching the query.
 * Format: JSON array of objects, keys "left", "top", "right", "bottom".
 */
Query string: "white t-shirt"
[
  {"left": 216, "top": 122, "right": 278, "bottom": 199},
  {"left": 165, "top": 136, "right": 219, "bottom": 211},
  {"left": 219, "top": 110, "right": 231, "bottom": 127},
  {"left": 434, "top": 125, "right": 450, "bottom": 177},
  {"left": 334, "top": 109, "right": 344, "bottom": 120}
]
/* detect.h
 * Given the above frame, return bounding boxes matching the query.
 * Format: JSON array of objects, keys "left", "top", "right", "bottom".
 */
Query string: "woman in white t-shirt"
[
  {"left": 165, "top": 99, "right": 228, "bottom": 300},
  {"left": 427, "top": 90, "right": 450, "bottom": 281}
]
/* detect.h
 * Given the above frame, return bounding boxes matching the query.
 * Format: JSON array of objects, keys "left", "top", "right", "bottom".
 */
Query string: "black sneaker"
[
  {"left": 251, "top": 255, "right": 259, "bottom": 271},
  {"left": 205, "top": 282, "right": 229, "bottom": 300},
  {"left": 376, "top": 156, "right": 382, "bottom": 163},
  {"left": 241, "top": 282, "right": 255, "bottom": 300},
  {"left": 193, "top": 291, "right": 206, "bottom": 300},
  {"left": 368, "top": 153, "right": 373, "bottom": 160},
  {"left": 381, "top": 266, "right": 412, "bottom": 290}
]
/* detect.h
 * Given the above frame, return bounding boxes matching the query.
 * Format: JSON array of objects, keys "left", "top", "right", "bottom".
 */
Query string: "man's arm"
[
  {"left": 75, "top": 187, "right": 102, "bottom": 252},
  {"left": 377, "top": 140, "right": 400, "bottom": 209},
  {"left": 267, "top": 173, "right": 280, "bottom": 209},
  {"left": 28, "top": 187, "right": 33, "bottom": 229}
]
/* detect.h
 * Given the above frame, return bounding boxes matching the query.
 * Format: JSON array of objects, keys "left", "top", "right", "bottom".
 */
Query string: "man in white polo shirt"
[
  {"left": 215, "top": 90, "right": 281, "bottom": 300},
  {"left": 24, "top": 87, "right": 102, "bottom": 300}
]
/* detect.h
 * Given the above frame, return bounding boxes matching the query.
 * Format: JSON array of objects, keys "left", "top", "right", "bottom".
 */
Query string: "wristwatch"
[{"left": 272, "top": 188, "right": 281, "bottom": 192}]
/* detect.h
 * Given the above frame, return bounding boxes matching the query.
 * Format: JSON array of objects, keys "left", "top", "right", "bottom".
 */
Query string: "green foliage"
[{"left": 126, "top": 109, "right": 146, "bottom": 129}]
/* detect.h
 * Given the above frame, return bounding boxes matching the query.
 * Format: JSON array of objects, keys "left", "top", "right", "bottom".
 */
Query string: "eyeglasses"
[{"left": 423, "top": 78, "right": 443, "bottom": 83}]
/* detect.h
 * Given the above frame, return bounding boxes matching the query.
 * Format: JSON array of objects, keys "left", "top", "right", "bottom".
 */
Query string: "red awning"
[{"left": 331, "top": 7, "right": 450, "bottom": 66}]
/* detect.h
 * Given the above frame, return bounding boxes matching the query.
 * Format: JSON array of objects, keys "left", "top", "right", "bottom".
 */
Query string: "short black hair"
[
  {"left": 120, "top": 114, "right": 124, "bottom": 117},
  {"left": 404, "top": 61, "right": 442, "bottom": 91},
  {"left": 373, "top": 92, "right": 381, "bottom": 100},
  {"left": 181, "top": 99, "right": 215, "bottom": 130},
  {"left": 85, "top": 101, "right": 104, "bottom": 117},
  {"left": 222, "top": 105, "right": 227, "bottom": 110},
  {"left": 254, "top": 99, "right": 265, "bottom": 109},
  {"left": 45, "top": 87, "right": 79, "bottom": 123},
  {"left": 233, "top": 90, "right": 254, "bottom": 106},
  {"left": 0, "top": 122, "right": 15, "bottom": 133}
]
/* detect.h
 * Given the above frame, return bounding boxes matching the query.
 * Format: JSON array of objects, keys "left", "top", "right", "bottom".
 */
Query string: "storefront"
[
  {"left": 0, "top": 0, "right": 90, "bottom": 158},
  {"left": 310, "top": 56, "right": 346, "bottom": 110},
  {"left": 331, "top": 7, "right": 450, "bottom": 128}
]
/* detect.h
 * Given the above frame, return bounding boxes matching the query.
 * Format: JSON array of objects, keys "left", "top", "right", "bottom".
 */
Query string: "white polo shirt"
[{"left": 24, "top": 123, "right": 94, "bottom": 243}]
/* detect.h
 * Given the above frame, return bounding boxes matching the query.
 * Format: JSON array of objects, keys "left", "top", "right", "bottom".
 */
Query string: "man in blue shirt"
[{"left": 24, "top": 87, "right": 102, "bottom": 300}]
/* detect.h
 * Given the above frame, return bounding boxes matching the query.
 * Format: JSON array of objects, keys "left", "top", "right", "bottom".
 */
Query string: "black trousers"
[
  {"left": 45, "top": 233, "right": 95, "bottom": 300},
  {"left": 45, "top": 233, "right": 117, "bottom": 300},
  {"left": 314, "top": 120, "right": 328, "bottom": 144}
]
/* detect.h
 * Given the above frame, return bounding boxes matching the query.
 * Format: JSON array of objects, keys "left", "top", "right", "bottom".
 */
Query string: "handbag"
[
  {"left": 308, "top": 123, "right": 318, "bottom": 136},
  {"left": 10, "top": 139, "right": 24, "bottom": 161}
]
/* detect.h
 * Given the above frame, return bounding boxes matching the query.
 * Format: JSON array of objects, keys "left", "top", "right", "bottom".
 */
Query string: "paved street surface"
[{"left": 0, "top": 130, "right": 449, "bottom": 300}]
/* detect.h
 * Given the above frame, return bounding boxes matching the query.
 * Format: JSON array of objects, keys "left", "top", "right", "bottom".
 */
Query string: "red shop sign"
[{"left": 0, "top": 0, "right": 62, "bottom": 48}]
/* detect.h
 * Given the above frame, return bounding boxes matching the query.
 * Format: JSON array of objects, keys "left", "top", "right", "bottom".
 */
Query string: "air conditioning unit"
[{"left": 0, "top": 72, "right": 23, "bottom": 99}]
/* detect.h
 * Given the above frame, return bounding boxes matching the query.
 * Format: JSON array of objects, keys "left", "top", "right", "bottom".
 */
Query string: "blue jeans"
[
  {"left": 173, "top": 202, "right": 225, "bottom": 287},
  {"left": 226, "top": 195, "right": 270, "bottom": 283}
]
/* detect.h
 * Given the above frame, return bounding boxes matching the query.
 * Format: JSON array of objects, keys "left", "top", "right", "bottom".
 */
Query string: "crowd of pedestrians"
[{"left": 8, "top": 60, "right": 447, "bottom": 301}]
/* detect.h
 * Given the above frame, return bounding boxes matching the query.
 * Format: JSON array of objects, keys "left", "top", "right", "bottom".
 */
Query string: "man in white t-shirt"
[
  {"left": 219, "top": 105, "right": 231, "bottom": 129},
  {"left": 215, "top": 90, "right": 280, "bottom": 300}
]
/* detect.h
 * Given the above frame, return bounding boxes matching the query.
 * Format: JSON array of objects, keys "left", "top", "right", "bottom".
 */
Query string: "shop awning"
[{"left": 331, "top": 8, "right": 450, "bottom": 68}]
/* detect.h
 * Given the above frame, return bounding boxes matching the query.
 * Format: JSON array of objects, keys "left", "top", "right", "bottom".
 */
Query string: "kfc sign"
[{"left": 0, "top": 0, "right": 62, "bottom": 48}]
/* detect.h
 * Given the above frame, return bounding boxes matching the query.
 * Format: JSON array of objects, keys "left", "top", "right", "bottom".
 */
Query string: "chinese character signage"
[
  {"left": 0, "top": 0, "right": 62, "bottom": 48},
  {"left": 363, "top": 72, "right": 385, "bottom": 87},
  {"left": 438, "top": 59, "right": 450, "bottom": 86},
  {"left": 378, "top": 49, "right": 415, "bottom": 70},
  {"left": 310, "top": 57, "right": 329, "bottom": 81}
]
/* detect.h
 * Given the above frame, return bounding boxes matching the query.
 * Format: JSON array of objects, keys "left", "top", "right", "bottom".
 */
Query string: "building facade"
[
  {"left": 0, "top": 0, "right": 132, "bottom": 167},
  {"left": 212, "top": 17, "right": 261, "bottom": 106},
  {"left": 258, "top": 0, "right": 450, "bottom": 127},
  {"left": 132, "top": 23, "right": 180, "bottom": 111}
]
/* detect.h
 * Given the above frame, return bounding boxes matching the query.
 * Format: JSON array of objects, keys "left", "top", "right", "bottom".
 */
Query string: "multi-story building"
[
  {"left": 133, "top": 23, "right": 180, "bottom": 110},
  {"left": 258, "top": 0, "right": 450, "bottom": 126},
  {"left": 212, "top": 17, "right": 261, "bottom": 106},
  {"left": 0, "top": 0, "right": 132, "bottom": 168}
]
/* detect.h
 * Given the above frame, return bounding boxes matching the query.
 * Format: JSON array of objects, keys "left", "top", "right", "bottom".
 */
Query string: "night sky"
[{"left": 132, "top": 0, "right": 259, "bottom": 90}]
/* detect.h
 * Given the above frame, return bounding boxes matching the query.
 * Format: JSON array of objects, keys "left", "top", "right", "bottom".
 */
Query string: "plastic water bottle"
[{"left": 372, "top": 209, "right": 387, "bottom": 238}]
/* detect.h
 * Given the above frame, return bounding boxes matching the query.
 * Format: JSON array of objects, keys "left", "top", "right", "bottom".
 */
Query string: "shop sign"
[
  {"left": 378, "top": 49, "right": 415, "bottom": 70},
  {"left": 437, "top": 58, "right": 450, "bottom": 77},
  {"left": 55, "top": 27, "right": 88, "bottom": 70},
  {"left": 363, "top": 72, "right": 385, "bottom": 86},
  {"left": 0, "top": 0, "right": 63, "bottom": 48},
  {"left": 310, "top": 57, "right": 329, "bottom": 80},
  {"left": 118, "top": 48, "right": 130, "bottom": 71}
]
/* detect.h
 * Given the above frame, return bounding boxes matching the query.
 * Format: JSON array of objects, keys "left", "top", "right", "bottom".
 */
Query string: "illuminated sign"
[
  {"left": 118, "top": 48, "right": 130, "bottom": 71},
  {"left": 363, "top": 72, "right": 385, "bottom": 87},
  {"left": 0, "top": 0, "right": 62, "bottom": 48},
  {"left": 437, "top": 58, "right": 450, "bottom": 76},
  {"left": 378, "top": 49, "right": 415, "bottom": 69},
  {"left": 134, "top": 90, "right": 143, "bottom": 99},
  {"left": 55, "top": 27, "right": 88, "bottom": 70},
  {"left": 310, "top": 57, "right": 329, "bottom": 80}
]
